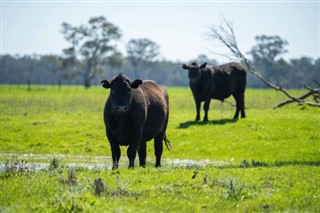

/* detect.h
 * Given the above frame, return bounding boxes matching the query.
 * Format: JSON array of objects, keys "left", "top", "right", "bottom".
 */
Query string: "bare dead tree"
[{"left": 207, "top": 19, "right": 320, "bottom": 108}]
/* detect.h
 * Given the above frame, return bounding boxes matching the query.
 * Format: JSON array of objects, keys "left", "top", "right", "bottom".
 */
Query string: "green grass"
[
  {"left": 1, "top": 166, "right": 319, "bottom": 212},
  {"left": 1, "top": 85, "right": 320, "bottom": 212}
]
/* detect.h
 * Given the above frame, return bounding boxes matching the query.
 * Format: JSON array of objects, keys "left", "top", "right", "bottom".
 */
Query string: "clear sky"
[{"left": 1, "top": 1, "right": 319, "bottom": 63}]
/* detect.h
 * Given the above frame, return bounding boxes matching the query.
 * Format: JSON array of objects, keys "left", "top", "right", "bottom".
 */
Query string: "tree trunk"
[
  {"left": 58, "top": 79, "right": 62, "bottom": 91},
  {"left": 83, "top": 59, "right": 94, "bottom": 88},
  {"left": 84, "top": 77, "right": 91, "bottom": 88},
  {"left": 27, "top": 80, "right": 31, "bottom": 91}
]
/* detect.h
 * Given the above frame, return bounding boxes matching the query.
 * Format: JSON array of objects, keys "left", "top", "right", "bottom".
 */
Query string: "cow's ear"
[
  {"left": 200, "top": 62, "right": 207, "bottom": 69},
  {"left": 182, "top": 64, "right": 189, "bottom": 70},
  {"left": 101, "top": 80, "right": 111, "bottom": 89},
  {"left": 130, "top": 79, "right": 143, "bottom": 89}
]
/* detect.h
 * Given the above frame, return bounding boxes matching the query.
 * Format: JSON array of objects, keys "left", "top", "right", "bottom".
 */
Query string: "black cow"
[
  {"left": 101, "top": 74, "right": 170, "bottom": 169},
  {"left": 182, "top": 62, "right": 246, "bottom": 121}
]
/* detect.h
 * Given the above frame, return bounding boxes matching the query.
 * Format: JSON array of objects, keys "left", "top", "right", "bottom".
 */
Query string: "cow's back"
[
  {"left": 208, "top": 62, "right": 246, "bottom": 100},
  {"left": 140, "top": 81, "right": 169, "bottom": 141}
]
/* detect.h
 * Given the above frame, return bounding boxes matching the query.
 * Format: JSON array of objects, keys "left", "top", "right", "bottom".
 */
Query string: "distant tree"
[
  {"left": 20, "top": 55, "right": 38, "bottom": 91},
  {"left": 126, "top": 38, "right": 160, "bottom": 78},
  {"left": 61, "top": 16, "right": 123, "bottom": 88},
  {"left": 106, "top": 51, "right": 123, "bottom": 69},
  {"left": 248, "top": 35, "right": 289, "bottom": 86},
  {"left": 271, "top": 58, "right": 291, "bottom": 87},
  {"left": 0, "top": 55, "right": 14, "bottom": 84},
  {"left": 250, "top": 35, "right": 289, "bottom": 65},
  {"left": 60, "top": 55, "right": 82, "bottom": 84},
  {"left": 314, "top": 58, "right": 320, "bottom": 85},
  {"left": 191, "top": 54, "right": 218, "bottom": 66},
  {"left": 0, "top": 55, "right": 31, "bottom": 85},
  {"left": 41, "top": 55, "right": 64, "bottom": 87},
  {"left": 289, "top": 57, "right": 318, "bottom": 88}
]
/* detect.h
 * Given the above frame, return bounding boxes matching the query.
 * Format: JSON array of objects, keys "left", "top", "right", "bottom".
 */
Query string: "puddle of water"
[
  {"left": 166, "top": 158, "right": 228, "bottom": 167},
  {"left": 0, "top": 153, "right": 228, "bottom": 172}
]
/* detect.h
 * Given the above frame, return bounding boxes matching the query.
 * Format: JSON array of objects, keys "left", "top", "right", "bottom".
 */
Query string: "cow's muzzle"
[
  {"left": 116, "top": 106, "right": 129, "bottom": 114},
  {"left": 190, "top": 78, "right": 198, "bottom": 84}
]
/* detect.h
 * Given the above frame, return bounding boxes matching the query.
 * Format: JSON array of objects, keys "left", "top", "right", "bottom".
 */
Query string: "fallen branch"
[
  {"left": 305, "top": 84, "right": 320, "bottom": 103},
  {"left": 275, "top": 90, "right": 318, "bottom": 108}
]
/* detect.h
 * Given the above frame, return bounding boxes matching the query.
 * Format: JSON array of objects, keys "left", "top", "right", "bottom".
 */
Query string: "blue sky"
[{"left": 1, "top": 1, "right": 319, "bottom": 63}]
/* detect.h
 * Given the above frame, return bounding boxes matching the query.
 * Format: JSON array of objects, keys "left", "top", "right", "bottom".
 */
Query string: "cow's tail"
[{"left": 164, "top": 134, "right": 171, "bottom": 151}]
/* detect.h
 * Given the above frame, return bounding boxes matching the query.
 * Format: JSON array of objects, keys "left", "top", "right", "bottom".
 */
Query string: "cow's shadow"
[{"left": 179, "top": 118, "right": 237, "bottom": 129}]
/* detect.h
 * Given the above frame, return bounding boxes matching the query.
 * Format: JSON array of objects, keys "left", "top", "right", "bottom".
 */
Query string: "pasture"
[{"left": 0, "top": 85, "right": 319, "bottom": 212}]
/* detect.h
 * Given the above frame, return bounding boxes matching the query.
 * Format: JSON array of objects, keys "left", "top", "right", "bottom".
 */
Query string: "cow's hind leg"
[
  {"left": 203, "top": 99, "right": 211, "bottom": 122},
  {"left": 154, "top": 135, "right": 164, "bottom": 167},
  {"left": 240, "top": 93, "right": 246, "bottom": 118},
  {"left": 233, "top": 104, "right": 240, "bottom": 120},
  {"left": 233, "top": 92, "right": 245, "bottom": 119},
  {"left": 138, "top": 142, "right": 147, "bottom": 168}
]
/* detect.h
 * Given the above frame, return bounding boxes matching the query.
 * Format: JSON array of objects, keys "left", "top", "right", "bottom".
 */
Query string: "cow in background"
[
  {"left": 182, "top": 62, "right": 246, "bottom": 121},
  {"left": 101, "top": 74, "right": 170, "bottom": 169}
]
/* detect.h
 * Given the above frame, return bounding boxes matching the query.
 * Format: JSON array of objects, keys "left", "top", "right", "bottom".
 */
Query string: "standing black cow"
[
  {"left": 101, "top": 74, "right": 170, "bottom": 169},
  {"left": 182, "top": 62, "right": 246, "bottom": 121}
]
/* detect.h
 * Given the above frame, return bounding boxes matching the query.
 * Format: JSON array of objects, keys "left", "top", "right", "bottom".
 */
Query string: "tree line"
[{"left": 1, "top": 16, "right": 319, "bottom": 89}]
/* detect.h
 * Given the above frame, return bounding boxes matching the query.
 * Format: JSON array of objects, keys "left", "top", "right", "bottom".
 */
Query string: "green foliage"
[
  {"left": 3, "top": 155, "right": 28, "bottom": 173},
  {"left": 126, "top": 38, "right": 160, "bottom": 78},
  {"left": 248, "top": 35, "right": 319, "bottom": 88},
  {"left": 0, "top": 85, "right": 319, "bottom": 211},
  {"left": 2, "top": 54, "right": 319, "bottom": 88},
  {"left": 250, "top": 35, "right": 289, "bottom": 64},
  {"left": 49, "top": 158, "right": 60, "bottom": 170},
  {"left": 61, "top": 16, "right": 122, "bottom": 87}
]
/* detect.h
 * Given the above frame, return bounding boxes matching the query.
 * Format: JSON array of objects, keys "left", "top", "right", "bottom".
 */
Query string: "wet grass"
[
  {"left": 0, "top": 85, "right": 320, "bottom": 212},
  {"left": 1, "top": 161, "right": 319, "bottom": 212}
]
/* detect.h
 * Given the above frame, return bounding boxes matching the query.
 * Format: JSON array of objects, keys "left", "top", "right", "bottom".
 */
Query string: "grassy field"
[{"left": 0, "top": 85, "right": 319, "bottom": 212}]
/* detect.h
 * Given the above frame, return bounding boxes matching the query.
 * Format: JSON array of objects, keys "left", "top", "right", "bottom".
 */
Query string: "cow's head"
[
  {"left": 182, "top": 62, "right": 207, "bottom": 83},
  {"left": 101, "top": 74, "right": 142, "bottom": 115}
]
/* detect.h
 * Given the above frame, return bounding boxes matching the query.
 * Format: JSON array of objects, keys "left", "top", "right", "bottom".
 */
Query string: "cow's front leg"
[
  {"left": 127, "top": 129, "right": 143, "bottom": 168},
  {"left": 203, "top": 98, "right": 211, "bottom": 122},
  {"left": 127, "top": 145, "right": 137, "bottom": 168},
  {"left": 111, "top": 144, "right": 121, "bottom": 169},
  {"left": 195, "top": 101, "right": 201, "bottom": 121},
  {"left": 138, "top": 142, "right": 147, "bottom": 167},
  {"left": 107, "top": 130, "right": 121, "bottom": 169}
]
